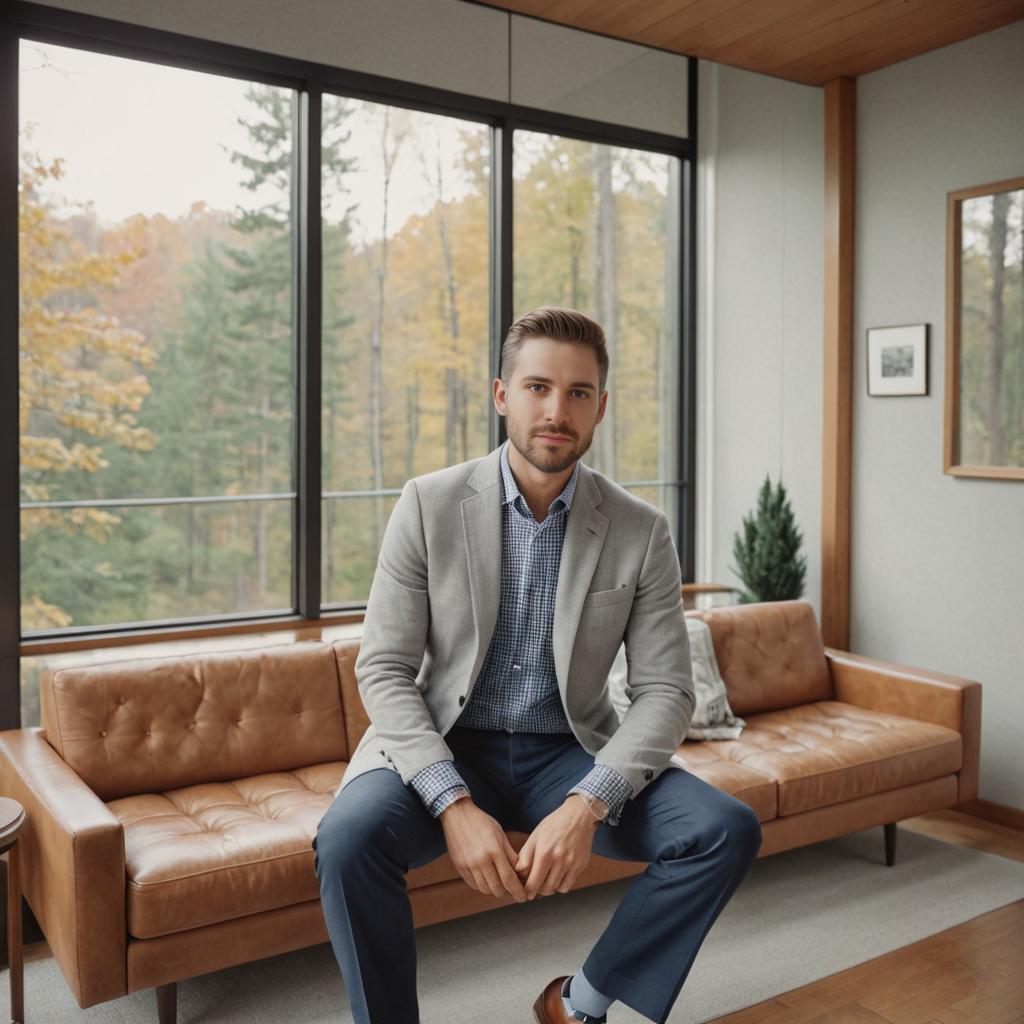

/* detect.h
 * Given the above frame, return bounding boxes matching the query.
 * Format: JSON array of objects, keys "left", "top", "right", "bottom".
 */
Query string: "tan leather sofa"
[{"left": 0, "top": 600, "right": 980, "bottom": 1023}]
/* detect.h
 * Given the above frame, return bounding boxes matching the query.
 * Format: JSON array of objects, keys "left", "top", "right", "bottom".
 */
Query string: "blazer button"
[
  {"left": 644, "top": 769, "right": 654, "bottom": 781},
  {"left": 458, "top": 696, "right": 465, "bottom": 706}
]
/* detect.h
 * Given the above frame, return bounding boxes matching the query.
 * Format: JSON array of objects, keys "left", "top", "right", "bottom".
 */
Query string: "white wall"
[
  {"left": 29, "top": 0, "right": 689, "bottom": 136},
  {"left": 855, "top": 22, "right": 1024, "bottom": 810},
  {"left": 701, "top": 23, "right": 1024, "bottom": 809},
  {"left": 696, "top": 60, "right": 824, "bottom": 618}
]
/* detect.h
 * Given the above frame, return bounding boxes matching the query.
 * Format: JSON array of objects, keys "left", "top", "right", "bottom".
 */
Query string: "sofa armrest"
[
  {"left": 0, "top": 728, "right": 127, "bottom": 1008},
  {"left": 825, "top": 648, "right": 981, "bottom": 804}
]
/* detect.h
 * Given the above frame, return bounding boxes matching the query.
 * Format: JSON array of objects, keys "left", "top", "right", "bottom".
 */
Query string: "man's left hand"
[{"left": 516, "top": 795, "right": 600, "bottom": 899}]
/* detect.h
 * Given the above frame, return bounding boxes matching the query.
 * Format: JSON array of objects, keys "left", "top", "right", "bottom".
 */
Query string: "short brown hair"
[{"left": 501, "top": 306, "right": 609, "bottom": 391}]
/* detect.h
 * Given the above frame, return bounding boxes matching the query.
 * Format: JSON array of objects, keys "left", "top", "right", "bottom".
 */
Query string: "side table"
[{"left": 0, "top": 798, "right": 26, "bottom": 1024}]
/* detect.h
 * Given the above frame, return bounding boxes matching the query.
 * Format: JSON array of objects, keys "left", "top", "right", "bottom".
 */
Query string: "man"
[{"left": 314, "top": 307, "right": 762, "bottom": 1024}]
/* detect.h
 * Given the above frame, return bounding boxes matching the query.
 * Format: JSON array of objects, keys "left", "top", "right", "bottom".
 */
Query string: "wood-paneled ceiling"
[{"left": 479, "top": 0, "right": 1024, "bottom": 85}]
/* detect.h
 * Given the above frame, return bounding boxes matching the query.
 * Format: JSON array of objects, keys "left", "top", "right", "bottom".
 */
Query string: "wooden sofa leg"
[
  {"left": 156, "top": 982, "right": 177, "bottom": 1024},
  {"left": 884, "top": 822, "right": 897, "bottom": 866}
]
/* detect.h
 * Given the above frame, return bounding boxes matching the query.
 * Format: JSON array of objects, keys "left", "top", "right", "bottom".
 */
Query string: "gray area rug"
[{"left": 6, "top": 826, "right": 1024, "bottom": 1023}]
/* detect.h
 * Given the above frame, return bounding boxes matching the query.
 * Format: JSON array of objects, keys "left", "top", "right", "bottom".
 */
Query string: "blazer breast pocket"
[{"left": 583, "top": 584, "right": 635, "bottom": 609}]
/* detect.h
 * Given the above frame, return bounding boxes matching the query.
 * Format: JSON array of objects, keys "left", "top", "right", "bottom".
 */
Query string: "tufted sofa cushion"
[
  {"left": 109, "top": 763, "right": 344, "bottom": 939},
  {"left": 669, "top": 745, "right": 777, "bottom": 822},
  {"left": 107, "top": 759, "right": 473, "bottom": 939},
  {"left": 689, "top": 601, "right": 832, "bottom": 716},
  {"left": 41, "top": 642, "right": 347, "bottom": 801},
  {"left": 692, "top": 701, "right": 963, "bottom": 816}
]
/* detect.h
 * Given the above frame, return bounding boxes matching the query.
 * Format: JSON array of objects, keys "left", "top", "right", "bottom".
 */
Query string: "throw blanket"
[{"left": 608, "top": 618, "right": 745, "bottom": 741}]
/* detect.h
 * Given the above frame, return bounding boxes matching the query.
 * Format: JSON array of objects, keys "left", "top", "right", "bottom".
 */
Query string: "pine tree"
[
  {"left": 225, "top": 84, "right": 357, "bottom": 605},
  {"left": 729, "top": 475, "right": 807, "bottom": 603}
]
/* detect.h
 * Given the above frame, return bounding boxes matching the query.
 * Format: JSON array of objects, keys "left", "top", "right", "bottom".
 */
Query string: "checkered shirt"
[{"left": 409, "top": 442, "right": 633, "bottom": 825}]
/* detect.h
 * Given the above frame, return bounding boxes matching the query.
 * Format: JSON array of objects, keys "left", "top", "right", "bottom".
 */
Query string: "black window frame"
[{"left": 1, "top": 1, "right": 698, "bottom": 727}]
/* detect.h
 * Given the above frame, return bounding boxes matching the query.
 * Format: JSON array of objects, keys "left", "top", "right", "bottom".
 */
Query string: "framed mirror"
[{"left": 945, "top": 175, "right": 1024, "bottom": 479}]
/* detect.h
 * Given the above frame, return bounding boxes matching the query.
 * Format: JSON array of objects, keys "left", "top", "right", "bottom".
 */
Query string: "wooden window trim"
[
  {"left": 944, "top": 174, "right": 1024, "bottom": 481},
  {"left": 19, "top": 611, "right": 365, "bottom": 657}
]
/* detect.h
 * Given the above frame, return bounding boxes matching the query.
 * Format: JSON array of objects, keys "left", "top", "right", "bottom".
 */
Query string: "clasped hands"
[{"left": 440, "top": 794, "right": 600, "bottom": 903}]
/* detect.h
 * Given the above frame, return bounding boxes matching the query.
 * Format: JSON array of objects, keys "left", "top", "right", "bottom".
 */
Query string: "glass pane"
[
  {"left": 322, "top": 494, "right": 401, "bottom": 605},
  {"left": 19, "top": 42, "right": 297, "bottom": 633},
  {"left": 959, "top": 189, "right": 1024, "bottom": 467},
  {"left": 513, "top": 130, "right": 681, "bottom": 540},
  {"left": 20, "top": 500, "right": 293, "bottom": 632},
  {"left": 321, "top": 97, "right": 491, "bottom": 603}
]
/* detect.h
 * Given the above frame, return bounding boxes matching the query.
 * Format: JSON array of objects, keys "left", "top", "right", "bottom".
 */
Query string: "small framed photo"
[{"left": 866, "top": 324, "right": 929, "bottom": 396}]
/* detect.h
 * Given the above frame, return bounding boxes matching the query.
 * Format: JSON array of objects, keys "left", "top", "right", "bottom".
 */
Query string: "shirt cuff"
[
  {"left": 409, "top": 760, "right": 470, "bottom": 818},
  {"left": 568, "top": 765, "right": 633, "bottom": 826}
]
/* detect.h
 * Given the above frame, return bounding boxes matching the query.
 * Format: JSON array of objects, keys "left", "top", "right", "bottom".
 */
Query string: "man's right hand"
[{"left": 440, "top": 797, "right": 527, "bottom": 903}]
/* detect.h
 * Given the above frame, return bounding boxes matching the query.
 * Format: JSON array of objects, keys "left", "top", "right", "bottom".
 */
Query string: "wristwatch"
[{"left": 574, "top": 791, "right": 610, "bottom": 824}]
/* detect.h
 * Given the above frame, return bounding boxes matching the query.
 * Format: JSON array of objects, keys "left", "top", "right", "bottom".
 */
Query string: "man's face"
[{"left": 493, "top": 336, "right": 607, "bottom": 474}]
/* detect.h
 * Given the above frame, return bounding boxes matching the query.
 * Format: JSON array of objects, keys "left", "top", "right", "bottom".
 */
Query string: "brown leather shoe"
[{"left": 532, "top": 976, "right": 607, "bottom": 1023}]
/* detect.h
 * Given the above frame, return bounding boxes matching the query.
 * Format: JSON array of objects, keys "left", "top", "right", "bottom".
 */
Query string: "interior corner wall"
[
  {"left": 697, "top": 60, "right": 824, "bottom": 618},
  {"left": 855, "top": 21, "right": 1024, "bottom": 811}
]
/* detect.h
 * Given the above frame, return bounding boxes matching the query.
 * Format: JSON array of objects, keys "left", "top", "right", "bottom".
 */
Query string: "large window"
[
  {"left": 19, "top": 42, "right": 296, "bottom": 632},
  {"left": 320, "top": 99, "right": 491, "bottom": 605},
  {"left": 9, "top": 13, "right": 694, "bottom": 729}
]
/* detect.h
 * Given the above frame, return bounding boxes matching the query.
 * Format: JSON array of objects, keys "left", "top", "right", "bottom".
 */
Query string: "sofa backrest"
[
  {"left": 40, "top": 641, "right": 347, "bottom": 801},
  {"left": 687, "top": 600, "right": 832, "bottom": 716}
]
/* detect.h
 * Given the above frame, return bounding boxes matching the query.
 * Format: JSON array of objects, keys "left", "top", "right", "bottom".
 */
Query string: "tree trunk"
[
  {"left": 459, "top": 375, "right": 469, "bottom": 463},
  {"left": 324, "top": 392, "right": 335, "bottom": 600},
  {"left": 593, "top": 146, "right": 618, "bottom": 478},
  {"left": 186, "top": 450, "right": 199, "bottom": 591},
  {"left": 570, "top": 225, "right": 582, "bottom": 311},
  {"left": 370, "top": 109, "right": 400, "bottom": 546},
  {"left": 432, "top": 144, "right": 464, "bottom": 465},
  {"left": 256, "top": 391, "right": 269, "bottom": 600},
  {"left": 233, "top": 506, "right": 245, "bottom": 610},
  {"left": 660, "top": 158, "right": 682, "bottom": 513},
  {"left": 405, "top": 380, "right": 420, "bottom": 478},
  {"left": 1016, "top": 200, "right": 1024, "bottom": 466},
  {"left": 985, "top": 191, "right": 1010, "bottom": 464},
  {"left": 186, "top": 505, "right": 195, "bottom": 591}
]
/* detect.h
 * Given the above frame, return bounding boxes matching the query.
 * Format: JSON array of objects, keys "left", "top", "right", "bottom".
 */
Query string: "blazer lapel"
[
  {"left": 553, "top": 465, "right": 609, "bottom": 695},
  {"left": 461, "top": 448, "right": 503, "bottom": 685}
]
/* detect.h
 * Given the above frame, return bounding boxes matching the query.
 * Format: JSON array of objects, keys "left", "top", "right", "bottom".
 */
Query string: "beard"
[{"left": 507, "top": 418, "right": 595, "bottom": 474}]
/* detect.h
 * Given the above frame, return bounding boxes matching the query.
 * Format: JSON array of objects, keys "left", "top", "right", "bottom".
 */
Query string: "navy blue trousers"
[{"left": 313, "top": 726, "right": 762, "bottom": 1024}]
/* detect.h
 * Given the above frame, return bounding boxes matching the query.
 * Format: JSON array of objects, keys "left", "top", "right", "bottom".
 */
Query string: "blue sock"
[{"left": 562, "top": 969, "right": 612, "bottom": 1020}]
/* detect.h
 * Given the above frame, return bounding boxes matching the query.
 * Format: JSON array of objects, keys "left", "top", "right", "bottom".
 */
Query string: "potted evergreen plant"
[{"left": 729, "top": 475, "right": 807, "bottom": 603}]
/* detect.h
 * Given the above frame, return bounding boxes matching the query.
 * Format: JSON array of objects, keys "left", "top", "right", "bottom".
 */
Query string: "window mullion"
[
  {"left": 491, "top": 118, "right": 515, "bottom": 449},
  {"left": 295, "top": 84, "right": 322, "bottom": 619},
  {"left": 1, "top": 9, "right": 20, "bottom": 729}
]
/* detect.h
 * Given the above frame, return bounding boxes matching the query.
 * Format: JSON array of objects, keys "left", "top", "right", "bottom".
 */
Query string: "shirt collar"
[{"left": 499, "top": 440, "right": 580, "bottom": 518}]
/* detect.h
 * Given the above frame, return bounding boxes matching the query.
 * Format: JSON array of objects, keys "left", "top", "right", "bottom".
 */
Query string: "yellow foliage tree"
[{"left": 19, "top": 153, "right": 156, "bottom": 629}]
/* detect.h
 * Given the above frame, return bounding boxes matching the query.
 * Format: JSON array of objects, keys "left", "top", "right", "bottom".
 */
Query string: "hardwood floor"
[
  {"left": 709, "top": 810, "right": 1024, "bottom": 1024},
  {"left": 19, "top": 809, "right": 1024, "bottom": 1021}
]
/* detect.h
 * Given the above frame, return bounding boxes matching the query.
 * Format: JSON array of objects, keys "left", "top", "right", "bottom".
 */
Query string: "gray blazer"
[{"left": 338, "top": 446, "right": 695, "bottom": 801}]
